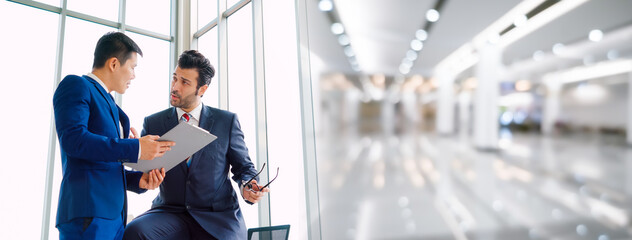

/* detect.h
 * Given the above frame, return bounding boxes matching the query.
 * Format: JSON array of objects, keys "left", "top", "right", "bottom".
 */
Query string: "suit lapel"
[
  {"left": 85, "top": 75, "right": 120, "bottom": 137},
  {"left": 163, "top": 107, "right": 179, "bottom": 133},
  {"left": 118, "top": 108, "right": 130, "bottom": 138},
  {"left": 188, "top": 105, "right": 214, "bottom": 170}
]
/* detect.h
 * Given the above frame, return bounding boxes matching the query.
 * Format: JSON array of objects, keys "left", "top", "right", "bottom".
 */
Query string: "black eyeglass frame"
[{"left": 244, "top": 163, "right": 279, "bottom": 193}]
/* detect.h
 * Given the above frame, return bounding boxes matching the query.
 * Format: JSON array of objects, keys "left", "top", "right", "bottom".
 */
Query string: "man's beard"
[{"left": 170, "top": 89, "right": 198, "bottom": 109}]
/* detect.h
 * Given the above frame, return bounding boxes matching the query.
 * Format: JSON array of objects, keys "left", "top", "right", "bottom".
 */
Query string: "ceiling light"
[
  {"left": 406, "top": 50, "right": 418, "bottom": 61},
  {"left": 338, "top": 34, "right": 350, "bottom": 46},
  {"left": 343, "top": 46, "right": 355, "bottom": 57},
  {"left": 513, "top": 14, "right": 527, "bottom": 27},
  {"left": 401, "top": 59, "right": 413, "bottom": 69},
  {"left": 498, "top": 0, "right": 589, "bottom": 48},
  {"left": 349, "top": 57, "right": 358, "bottom": 65},
  {"left": 543, "top": 59, "right": 632, "bottom": 85},
  {"left": 426, "top": 9, "right": 440, "bottom": 22},
  {"left": 330, "top": 23, "right": 344, "bottom": 35},
  {"left": 415, "top": 29, "right": 428, "bottom": 41},
  {"left": 318, "top": 0, "right": 333, "bottom": 12},
  {"left": 410, "top": 39, "right": 423, "bottom": 51},
  {"left": 588, "top": 29, "right": 603, "bottom": 42},
  {"left": 607, "top": 50, "right": 619, "bottom": 60},
  {"left": 552, "top": 43, "right": 565, "bottom": 55},
  {"left": 532, "top": 50, "right": 544, "bottom": 61},
  {"left": 399, "top": 65, "right": 411, "bottom": 75}
]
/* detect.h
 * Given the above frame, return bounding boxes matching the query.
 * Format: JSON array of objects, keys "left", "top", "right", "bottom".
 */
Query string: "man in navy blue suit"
[
  {"left": 53, "top": 31, "right": 175, "bottom": 240},
  {"left": 123, "top": 50, "right": 270, "bottom": 240}
]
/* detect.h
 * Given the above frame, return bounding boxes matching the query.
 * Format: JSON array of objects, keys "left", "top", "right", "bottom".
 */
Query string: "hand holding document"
[{"left": 125, "top": 122, "right": 217, "bottom": 173}]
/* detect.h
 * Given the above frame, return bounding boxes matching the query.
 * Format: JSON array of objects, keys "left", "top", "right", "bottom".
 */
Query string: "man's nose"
[{"left": 171, "top": 82, "right": 181, "bottom": 92}]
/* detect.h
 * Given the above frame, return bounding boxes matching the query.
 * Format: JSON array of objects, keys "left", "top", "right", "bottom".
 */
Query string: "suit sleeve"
[
  {"left": 227, "top": 114, "right": 259, "bottom": 185},
  {"left": 125, "top": 170, "right": 147, "bottom": 194},
  {"left": 140, "top": 116, "right": 150, "bottom": 137},
  {"left": 53, "top": 76, "right": 139, "bottom": 163}
]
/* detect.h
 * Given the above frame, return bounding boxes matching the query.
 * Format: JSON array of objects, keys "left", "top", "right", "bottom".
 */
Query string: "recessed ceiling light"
[
  {"left": 410, "top": 40, "right": 423, "bottom": 51},
  {"left": 607, "top": 50, "right": 619, "bottom": 60},
  {"left": 426, "top": 9, "right": 440, "bottom": 22},
  {"left": 532, "top": 50, "right": 544, "bottom": 61},
  {"left": 338, "top": 34, "right": 350, "bottom": 46},
  {"left": 415, "top": 29, "right": 428, "bottom": 41},
  {"left": 406, "top": 50, "right": 418, "bottom": 61},
  {"left": 588, "top": 29, "right": 603, "bottom": 42},
  {"left": 552, "top": 43, "right": 565, "bottom": 55},
  {"left": 513, "top": 15, "right": 527, "bottom": 27},
  {"left": 399, "top": 65, "right": 411, "bottom": 75},
  {"left": 343, "top": 46, "right": 355, "bottom": 57},
  {"left": 330, "top": 23, "right": 344, "bottom": 35},
  {"left": 318, "top": 0, "right": 333, "bottom": 12}
]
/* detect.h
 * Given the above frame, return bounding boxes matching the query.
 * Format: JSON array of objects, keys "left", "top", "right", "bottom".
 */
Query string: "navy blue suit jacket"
[
  {"left": 53, "top": 75, "right": 145, "bottom": 226},
  {"left": 141, "top": 105, "right": 258, "bottom": 240}
]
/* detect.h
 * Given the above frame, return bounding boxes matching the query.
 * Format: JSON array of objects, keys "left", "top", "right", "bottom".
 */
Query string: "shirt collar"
[
  {"left": 176, "top": 102, "right": 203, "bottom": 122},
  {"left": 87, "top": 73, "right": 110, "bottom": 93}
]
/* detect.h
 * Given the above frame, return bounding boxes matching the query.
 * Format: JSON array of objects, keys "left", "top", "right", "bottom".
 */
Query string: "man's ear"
[
  {"left": 107, "top": 57, "right": 119, "bottom": 72},
  {"left": 197, "top": 84, "right": 209, "bottom": 97}
]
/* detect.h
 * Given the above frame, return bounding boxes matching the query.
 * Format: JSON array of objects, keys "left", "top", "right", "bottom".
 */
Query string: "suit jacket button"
[
  {"left": 186, "top": 205, "right": 191, "bottom": 210},
  {"left": 187, "top": 180, "right": 191, "bottom": 185}
]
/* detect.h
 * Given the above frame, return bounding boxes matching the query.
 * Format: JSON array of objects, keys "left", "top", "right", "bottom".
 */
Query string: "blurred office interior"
[
  {"left": 2, "top": 0, "right": 632, "bottom": 239},
  {"left": 309, "top": 0, "right": 632, "bottom": 239}
]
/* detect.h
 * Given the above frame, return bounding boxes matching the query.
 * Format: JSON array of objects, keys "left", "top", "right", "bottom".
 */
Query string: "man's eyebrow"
[{"left": 173, "top": 73, "right": 191, "bottom": 82}]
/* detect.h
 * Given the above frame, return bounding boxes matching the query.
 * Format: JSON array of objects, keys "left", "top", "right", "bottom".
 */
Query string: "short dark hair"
[
  {"left": 177, "top": 50, "right": 215, "bottom": 89},
  {"left": 92, "top": 31, "right": 143, "bottom": 69}
]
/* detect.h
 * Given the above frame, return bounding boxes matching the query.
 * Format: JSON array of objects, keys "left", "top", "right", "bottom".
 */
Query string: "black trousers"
[{"left": 123, "top": 211, "right": 218, "bottom": 240}]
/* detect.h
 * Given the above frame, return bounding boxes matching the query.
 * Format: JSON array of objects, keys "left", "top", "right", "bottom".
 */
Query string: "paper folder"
[{"left": 124, "top": 121, "right": 217, "bottom": 173}]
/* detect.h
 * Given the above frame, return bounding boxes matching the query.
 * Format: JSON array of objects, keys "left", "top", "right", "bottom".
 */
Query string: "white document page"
[{"left": 124, "top": 122, "right": 217, "bottom": 173}]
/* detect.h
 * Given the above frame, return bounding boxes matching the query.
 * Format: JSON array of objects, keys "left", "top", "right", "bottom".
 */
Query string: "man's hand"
[
  {"left": 242, "top": 179, "right": 270, "bottom": 204},
  {"left": 139, "top": 135, "right": 175, "bottom": 160},
  {"left": 130, "top": 127, "right": 140, "bottom": 139},
  {"left": 139, "top": 168, "right": 166, "bottom": 190}
]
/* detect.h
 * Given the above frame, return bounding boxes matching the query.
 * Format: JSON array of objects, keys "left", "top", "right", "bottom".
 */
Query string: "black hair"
[
  {"left": 92, "top": 31, "right": 143, "bottom": 69},
  {"left": 177, "top": 50, "right": 215, "bottom": 89}
]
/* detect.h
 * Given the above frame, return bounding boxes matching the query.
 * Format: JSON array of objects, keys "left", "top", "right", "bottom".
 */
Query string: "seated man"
[{"left": 123, "top": 50, "right": 269, "bottom": 240}]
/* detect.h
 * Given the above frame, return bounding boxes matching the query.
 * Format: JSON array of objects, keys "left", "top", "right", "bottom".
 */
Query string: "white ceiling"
[{"left": 306, "top": 0, "right": 632, "bottom": 78}]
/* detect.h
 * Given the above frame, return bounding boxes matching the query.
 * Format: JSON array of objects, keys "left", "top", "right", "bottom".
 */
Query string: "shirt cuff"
[{"left": 240, "top": 180, "right": 255, "bottom": 205}]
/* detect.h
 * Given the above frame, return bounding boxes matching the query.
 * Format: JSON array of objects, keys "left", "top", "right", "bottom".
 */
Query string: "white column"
[
  {"left": 457, "top": 90, "right": 472, "bottom": 137},
  {"left": 542, "top": 81, "right": 561, "bottom": 135},
  {"left": 436, "top": 72, "right": 456, "bottom": 135},
  {"left": 628, "top": 72, "right": 632, "bottom": 145},
  {"left": 473, "top": 43, "right": 501, "bottom": 150}
]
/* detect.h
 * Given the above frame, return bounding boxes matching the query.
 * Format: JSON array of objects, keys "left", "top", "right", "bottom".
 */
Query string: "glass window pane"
[
  {"left": 67, "top": 0, "right": 118, "bottom": 22},
  {"left": 227, "top": 0, "right": 240, "bottom": 9},
  {"left": 0, "top": 2, "right": 58, "bottom": 239},
  {"left": 62, "top": 17, "right": 116, "bottom": 78},
  {"left": 52, "top": 17, "right": 115, "bottom": 239},
  {"left": 198, "top": 27, "right": 219, "bottom": 108},
  {"left": 261, "top": 1, "right": 307, "bottom": 239},
  {"left": 122, "top": 32, "right": 171, "bottom": 219},
  {"left": 126, "top": 0, "right": 171, "bottom": 35},
  {"left": 197, "top": 0, "right": 217, "bottom": 31},
  {"left": 227, "top": 3, "right": 258, "bottom": 228},
  {"left": 48, "top": 142, "right": 63, "bottom": 239}
]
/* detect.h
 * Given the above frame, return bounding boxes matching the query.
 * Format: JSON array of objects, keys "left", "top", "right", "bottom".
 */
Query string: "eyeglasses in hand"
[{"left": 244, "top": 163, "right": 279, "bottom": 193}]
